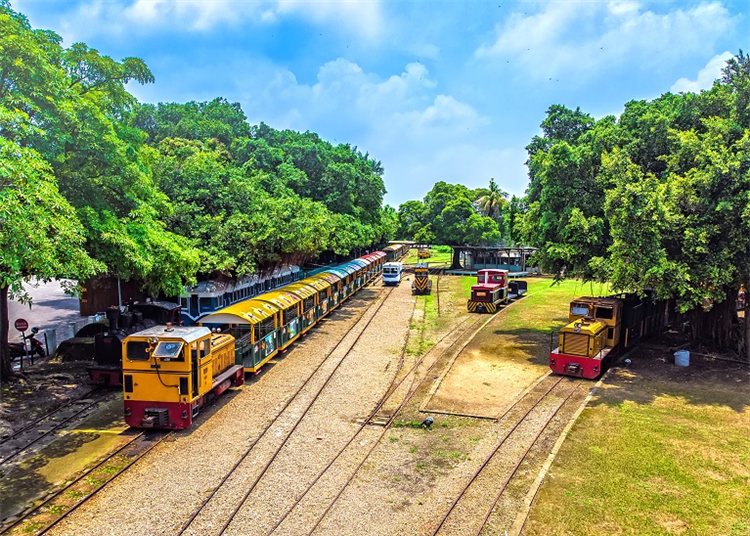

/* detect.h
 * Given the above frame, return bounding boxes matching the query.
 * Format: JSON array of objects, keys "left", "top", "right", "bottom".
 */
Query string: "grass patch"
[
  {"left": 525, "top": 368, "right": 750, "bottom": 536},
  {"left": 65, "top": 489, "right": 86, "bottom": 500},
  {"left": 21, "top": 521, "right": 47, "bottom": 534},
  {"left": 44, "top": 504, "right": 67, "bottom": 515}
]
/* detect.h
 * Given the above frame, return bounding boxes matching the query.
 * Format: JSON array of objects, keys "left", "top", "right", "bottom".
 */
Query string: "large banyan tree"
[{"left": 519, "top": 52, "right": 750, "bottom": 360}]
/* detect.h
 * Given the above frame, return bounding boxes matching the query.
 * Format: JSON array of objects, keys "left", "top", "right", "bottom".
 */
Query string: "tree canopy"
[
  {"left": 519, "top": 52, "right": 750, "bottom": 357},
  {"left": 0, "top": 2, "right": 395, "bottom": 379},
  {"left": 397, "top": 181, "right": 502, "bottom": 268}
]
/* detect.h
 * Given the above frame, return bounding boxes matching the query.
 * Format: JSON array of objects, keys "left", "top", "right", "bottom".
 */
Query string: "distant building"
[{"left": 449, "top": 246, "right": 539, "bottom": 274}]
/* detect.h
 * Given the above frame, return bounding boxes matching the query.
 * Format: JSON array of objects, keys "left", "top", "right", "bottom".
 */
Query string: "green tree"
[{"left": 0, "top": 139, "right": 104, "bottom": 380}]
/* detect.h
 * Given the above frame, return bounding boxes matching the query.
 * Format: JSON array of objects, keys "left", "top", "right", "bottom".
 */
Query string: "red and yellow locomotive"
[
  {"left": 550, "top": 293, "right": 667, "bottom": 379},
  {"left": 467, "top": 269, "right": 509, "bottom": 313}
]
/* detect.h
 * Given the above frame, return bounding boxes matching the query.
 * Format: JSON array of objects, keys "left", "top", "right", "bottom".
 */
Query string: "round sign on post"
[{"left": 14, "top": 318, "right": 29, "bottom": 332}]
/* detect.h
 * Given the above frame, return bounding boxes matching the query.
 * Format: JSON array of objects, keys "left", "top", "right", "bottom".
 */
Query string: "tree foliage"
[
  {"left": 397, "top": 181, "right": 501, "bottom": 268},
  {"left": 519, "top": 52, "right": 750, "bottom": 356},
  {"left": 0, "top": 2, "right": 393, "bottom": 379}
]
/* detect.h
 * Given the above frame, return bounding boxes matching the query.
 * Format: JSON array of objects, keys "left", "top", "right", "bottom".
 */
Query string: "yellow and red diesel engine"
[{"left": 122, "top": 325, "right": 243, "bottom": 429}]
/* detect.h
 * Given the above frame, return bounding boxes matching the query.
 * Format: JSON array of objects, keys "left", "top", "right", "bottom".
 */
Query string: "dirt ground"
[{"left": 0, "top": 360, "right": 93, "bottom": 438}]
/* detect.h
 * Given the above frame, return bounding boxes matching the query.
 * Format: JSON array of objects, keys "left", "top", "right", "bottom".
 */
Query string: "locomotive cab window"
[
  {"left": 154, "top": 341, "right": 184, "bottom": 361},
  {"left": 595, "top": 306, "right": 614, "bottom": 320},
  {"left": 571, "top": 304, "right": 589, "bottom": 316},
  {"left": 126, "top": 341, "right": 150, "bottom": 361}
]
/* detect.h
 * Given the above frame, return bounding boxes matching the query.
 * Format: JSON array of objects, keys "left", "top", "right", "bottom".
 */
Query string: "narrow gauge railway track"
[
  {"left": 0, "top": 387, "right": 106, "bottom": 446},
  {"left": 177, "top": 282, "right": 397, "bottom": 536},
  {"left": 0, "top": 387, "right": 115, "bottom": 469},
  {"left": 430, "top": 375, "right": 583, "bottom": 536},
  {"left": 279, "top": 305, "right": 498, "bottom": 536},
  {"left": 0, "top": 430, "right": 171, "bottom": 536}
]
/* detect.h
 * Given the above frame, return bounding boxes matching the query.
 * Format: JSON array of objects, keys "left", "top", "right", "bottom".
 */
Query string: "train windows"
[
  {"left": 595, "top": 307, "right": 614, "bottom": 320},
  {"left": 259, "top": 317, "right": 275, "bottom": 337},
  {"left": 200, "top": 297, "right": 213, "bottom": 312},
  {"left": 126, "top": 341, "right": 150, "bottom": 361},
  {"left": 283, "top": 307, "right": 297, "bottom": 325},
  {"left": 201, "top": 339, "right": 210, "bottom": 358}
]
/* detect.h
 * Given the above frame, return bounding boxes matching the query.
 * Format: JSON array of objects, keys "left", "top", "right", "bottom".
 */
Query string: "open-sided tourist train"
[
  {"left": 122, "top": 252, "right": 386, "bottom": 429},
  {"left": 550, "top": 293, "right": 669, "bottom": 379},
  {"left": 85, "top": 266, "right": 301, "bottom": 387},
  {"left": 383, "top": 242, "right": 410, "bottom": 262}
]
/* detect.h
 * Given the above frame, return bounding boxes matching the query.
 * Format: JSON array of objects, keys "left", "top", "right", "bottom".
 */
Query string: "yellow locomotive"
[
  {"left": 122, "top": 325, "right": 243, "bottom": 429},
  {"left": 412, "top": 263, "right": 432, "bottom": 295}
]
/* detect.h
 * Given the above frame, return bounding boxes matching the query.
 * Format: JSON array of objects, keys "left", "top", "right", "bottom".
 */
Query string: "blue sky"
[{"left": 14, "top": 0, "right": 750, "bottom": 207}]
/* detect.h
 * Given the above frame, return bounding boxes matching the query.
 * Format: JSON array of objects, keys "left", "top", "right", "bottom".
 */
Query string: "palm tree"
[{"left": 476, "top": 178, "right": 508, "bottom": 221}]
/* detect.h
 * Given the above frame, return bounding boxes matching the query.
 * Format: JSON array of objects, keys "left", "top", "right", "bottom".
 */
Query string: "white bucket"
[{"left": 674, "top": 350, "right": 690, "bottom": 367}]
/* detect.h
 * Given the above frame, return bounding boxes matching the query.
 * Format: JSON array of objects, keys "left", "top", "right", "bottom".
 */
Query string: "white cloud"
[
  {"left": 671, "top": 51, "right": 733, "bottom": 93},
  {"left": 220, "top": 58, "right": 513, "bottom": 203},
  {"left": 22, "top": 0, "right": 384, "bottom": 40},
  {"left": 475, "top": 2, "right": 735, "bottom": 82}
]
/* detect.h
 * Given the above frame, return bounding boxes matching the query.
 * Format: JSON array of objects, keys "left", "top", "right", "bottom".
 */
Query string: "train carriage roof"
[
  {"left": 364, "top": 251, "right": 386, "bottom": 260},
  {"left": 254, "top": 290, "right": 302, "bottom": 310},
  {"left": 283, "top": 282, "right": 318, "bottom": 300},
  {"left": 306, "top": 271, "right": 341, "bottom": 285},
  {"left": 295, "top": 277, "right": 330, "bottom": 292},
  {"left": 322, "top": 267, "right": 350, "bottom": 279},
  {"left": 349, "top": 259, "right": 369, "bottom": 269},
  {"left": 200, "top": 299, "right": 279, "bottom": 325},
  {"left": 336, "top": 262, "right": 360, "bottom": 274}
]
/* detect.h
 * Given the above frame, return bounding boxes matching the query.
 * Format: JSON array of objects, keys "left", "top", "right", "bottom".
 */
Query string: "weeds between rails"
[
  {"left": 0, "top": 386, "right": 105, "bottom": 448},
  {"left": 298, "top": 312, "right": 496, "bottom": 535},
  {"left": 177, "top": 282, "right": 395, "bottom": 535},
  {"left": 296, "top": 280, "right": 524, "bottom": 535},
  {"left": 430, "top": 376, "right": 583, "bottom": 536}
]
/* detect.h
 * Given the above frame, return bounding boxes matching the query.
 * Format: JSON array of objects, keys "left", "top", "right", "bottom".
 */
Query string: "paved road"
[{"left": 8, "top": 280, "right": 83, "bottom": 343}]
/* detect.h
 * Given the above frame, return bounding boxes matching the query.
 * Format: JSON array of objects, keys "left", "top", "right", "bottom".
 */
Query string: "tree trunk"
[
  {"left": 450, "top": 247, "right": 462, "bottom": 270},
  {"left": 1, "top": 285, "right": 11, "bottom": 383},
  {"left": 745, "top": 294, "right": 750, "bottom": 362}
]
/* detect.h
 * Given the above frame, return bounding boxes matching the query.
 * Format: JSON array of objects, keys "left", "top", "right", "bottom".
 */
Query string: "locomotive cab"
[
  {"left": 550, "top": 297, "right": 625, "bottom": 379},
  {"left": 122, "top": 326, "right": 243, "bottom": 429},
  {"left": 468, "top": 269, "right": 509, "bottom": 313}
]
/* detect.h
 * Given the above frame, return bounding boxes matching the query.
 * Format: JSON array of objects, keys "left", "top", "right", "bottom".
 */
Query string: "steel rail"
[
  {"left": 0, "top": 389, "right": 115, "bottom": 467},
  {"left": 301, "top": 312, "right": 498, "bottom": 536},
  {"left": 429, "top": 376, "right": 571, "bottom": 536},
  {"left": 174, "top": 274, "right": 391, "bottom": 536},
  {"left": 471, "top": 381, "right": 582, "bottom": 536},
  {"left": 36, "top": 430, "right": 171, "bottom": 536},
  {"left": 215, "top": 285, "right": 398, "bottom": 536},
  {"left": 0, "top": 387, "right": 106, "bottom": 447}
]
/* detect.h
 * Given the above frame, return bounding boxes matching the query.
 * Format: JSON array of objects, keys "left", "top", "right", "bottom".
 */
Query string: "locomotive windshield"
[
  {"left": 154, "top": 341, "right": 184, "bottom": 361},
  {"left": 571, "top": 304, "right": 589, "bottom": 316},
  {"left": 126, "top": 341, "right": 150, "bottom": 361}
]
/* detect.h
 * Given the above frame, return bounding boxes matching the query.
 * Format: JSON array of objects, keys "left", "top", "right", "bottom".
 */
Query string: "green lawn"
[{"left": 525, "top": 365, "right": 750, "bottom": 536}]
